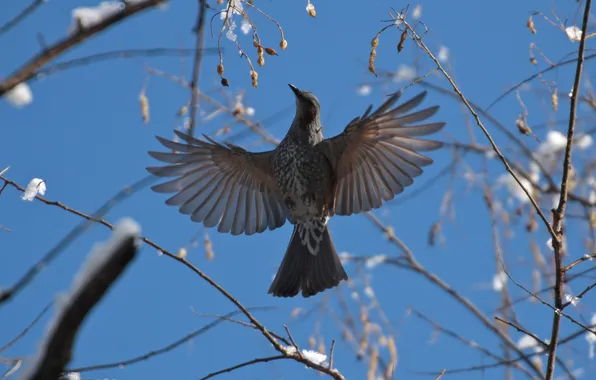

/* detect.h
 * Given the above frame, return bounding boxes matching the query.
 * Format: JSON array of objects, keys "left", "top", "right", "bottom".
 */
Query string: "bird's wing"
[
  {"left": 318, "top": 91, "right": 445, "bottom": 216},
  {"left": 147, "top": 130, "right": 287, "bottom": 235}
]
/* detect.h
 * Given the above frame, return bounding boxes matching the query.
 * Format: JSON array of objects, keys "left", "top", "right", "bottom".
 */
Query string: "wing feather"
[
  {"left": 320, "top": 91, "right": 444, "bottom": 215},
  {"left": 147, "top": 131, "right": 287, "bottom": 234}
]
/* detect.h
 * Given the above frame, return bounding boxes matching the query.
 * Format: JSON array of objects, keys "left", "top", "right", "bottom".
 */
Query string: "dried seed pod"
[
  {"left": 253, "top": 40, "right": 260, "bottom": 48},
  {"left": 217, "top": 63, "right": 224, "bottom": 76},
  {"left": 280, "top": 39, "right": 288, "bottom": 50},
  {"left": 527, "top": 16, "right": 536, "bottom": 34},
  {"left": 264, "top": 47, "right": 278, "bottom": 56},
  {"left": 516, "top": 117, "right": 530, "bottom": 135},
  {"left": 258, "top": 56, "right": 265, "bottom": 66},
  {"left": 290, "top": 308, "right": 302, "bottom": 317},
  {"left": 368, "top": 50, "right": 377, "bottom": 75},
  {"left": 221, "top": 77, "right": 229, "bottom": 87},
  {"left": 204, "top": 233, "right": 214, "bottom": 261},
  {"left": 530, "top": 57, "right": 537, "bottom": 64},
  {"left": 306, "top": 2, "right": 316, "bottom": 18},
  {"left": 139, "top": 91, "right": 150, "bottom": 124},
  {"left": 551, "top": 91, "right": 558, "bottom": 112},
  {"left": 371, "top": 35, "right": 379, "bottom": 49},
  {"left": 397, "top": 30, "right": 407, "bottom": 52}
]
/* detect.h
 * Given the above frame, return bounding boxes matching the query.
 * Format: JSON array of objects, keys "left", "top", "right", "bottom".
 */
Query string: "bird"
[{"left": 146, "top": 85, "right": 445, "bottom": 298}]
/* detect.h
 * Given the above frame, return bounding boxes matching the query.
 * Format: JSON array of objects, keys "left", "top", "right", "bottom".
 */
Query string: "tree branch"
[
  {"left": 188, "top": 0, "right": 208, "bottom": 137},
  {"left": 545, "top": 1, "right": 592, "bottom": 378},
  {"left": 19, "top": 220, "right": 141, "bottom": 380},
  {"left": 0, "top": 0, "right": 165, "bottom": 96}
]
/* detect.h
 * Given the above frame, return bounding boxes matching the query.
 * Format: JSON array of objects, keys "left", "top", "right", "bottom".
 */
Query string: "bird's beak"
[{"left": 288, "top": 84, "right": 301, "bottom": 97}]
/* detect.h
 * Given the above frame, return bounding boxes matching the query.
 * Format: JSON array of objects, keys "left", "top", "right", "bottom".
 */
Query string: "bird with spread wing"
[{"left": 147, "top": 85, "right": 445, "bottom": 298}]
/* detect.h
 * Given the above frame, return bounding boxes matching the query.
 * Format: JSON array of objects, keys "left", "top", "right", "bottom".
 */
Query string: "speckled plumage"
[{"left": 147, "top": 84, "right": 446, "bottom": 298}]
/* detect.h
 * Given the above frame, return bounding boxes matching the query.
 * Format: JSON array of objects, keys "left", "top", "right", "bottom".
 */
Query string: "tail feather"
[{"left": 268, "top": 224, "right": 348, "bottom": 298}]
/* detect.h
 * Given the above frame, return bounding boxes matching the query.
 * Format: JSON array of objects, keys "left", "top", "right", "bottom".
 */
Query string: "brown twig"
[
  {"left": 328, "top": 340, "right": 336, "bottom": 370},
  {"left": 564, "top": 253, "right": 596, "bottom": 272},
  {"left": 495, "top": 317, "right": 548, "bottom": 350},
  {"left": 545, "top": 1, "right": 592, "bottom": 378},
  {"left": 284, "top": 325, "right": 304, "bottom": 359},
  {"left": 188, "top": 0, "right": 208, "bottom": 137}
]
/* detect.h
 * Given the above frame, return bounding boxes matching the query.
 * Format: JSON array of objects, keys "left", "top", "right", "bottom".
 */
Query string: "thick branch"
[
  {"left": 20, "top": 220, "right": 140, "bottom": 380},
  {"left": 0, "top": 0, "right": 164, "bottom": 96},
  {"left": 545, "top": 1, "right": 592, "bottom": 378}
]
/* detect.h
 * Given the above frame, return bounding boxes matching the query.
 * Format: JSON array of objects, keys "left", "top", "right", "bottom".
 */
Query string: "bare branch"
[
  {"left": 0, "top": 0, "right": 165, "bottom": 96},
  {"left": 20, "top": 221, "right": 140, "bottom": 380},
  {"left": 545, "top": 1, "right": 592, "bottom": 377}
]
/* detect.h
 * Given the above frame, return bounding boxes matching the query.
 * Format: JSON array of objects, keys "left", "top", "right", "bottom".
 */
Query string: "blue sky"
[{"left": 1, "top": 0, "right": 595, "bottom": 379}]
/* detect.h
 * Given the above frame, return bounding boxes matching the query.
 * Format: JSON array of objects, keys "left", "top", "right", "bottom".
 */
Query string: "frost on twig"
[
  {"left": 22, "top": 178, "right": 46, "bottom": 201},
  {"left": 69, "top": 1, "right": 167, "bottom": 33},
  {"left": 19, "top": 219, "right": 141, "bottom": 380},
  {"left": 284, "top": 345, "right": 329, "bottom": 367}
]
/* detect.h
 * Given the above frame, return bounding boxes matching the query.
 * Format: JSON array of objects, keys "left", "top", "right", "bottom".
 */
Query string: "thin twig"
[
  {"left": 35, "top": 48, "right": 217, "bottom": 78},
  {"left": 564, "top": 253, "right": 596, "bottom": 272},
  {"left": 199, "top": 355, "right": 286, "bottom": 380},
  {"left": 188, "top": 0, "right": 208, "bottom": 137},
  {"left": 328, "top": 340, "right": 336, "bottom": 370},
  {"left": 284, "top": 325, "right": 303, "bottom": 359},
  {"left": 0, "top": 0, "right": 44, "bottom": 35},
  {"left": 495, "top": 317, "right": 548, "bottom": 350},
  {"left": 0, "top": 303, "right": 51, "bottom": 354},
  {"left": 69, "top": 308, "right": 270, "bottom": 373}
]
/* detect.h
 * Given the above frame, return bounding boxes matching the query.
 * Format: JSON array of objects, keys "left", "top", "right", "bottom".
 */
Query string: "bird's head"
[{"left": 289, "top": 84, "right": 321, "bottom": 125}]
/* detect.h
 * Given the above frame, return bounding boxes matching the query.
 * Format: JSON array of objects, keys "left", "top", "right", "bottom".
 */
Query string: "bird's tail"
[{"left": 268, "top": 223, "right": 348, "bottom": 298}]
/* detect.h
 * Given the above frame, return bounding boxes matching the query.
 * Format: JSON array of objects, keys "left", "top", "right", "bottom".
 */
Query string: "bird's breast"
[{"left": 273, "top": 140, "right": 332, "bottom": 223}]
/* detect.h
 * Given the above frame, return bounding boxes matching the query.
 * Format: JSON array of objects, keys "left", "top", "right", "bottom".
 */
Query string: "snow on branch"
[{"left": 19, "top": 218, "right": 141, "bottom": 380}]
